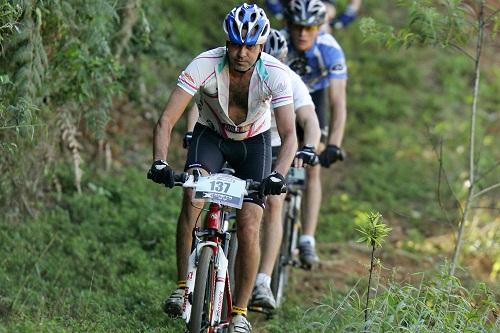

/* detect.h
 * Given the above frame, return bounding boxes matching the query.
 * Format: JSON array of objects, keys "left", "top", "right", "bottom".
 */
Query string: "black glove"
[
  {"left": 147, "top": 160, "right": 175, "bottom": 188},
  {"left": 260, "top": 171, "right": 287, "bottom": 196},
  {"left": 183, "top": 131, "right": 193, "bottom": 149},
  {"left": 319, "top": 144, "right": 345, "bottom": 167},
  {"left": 295, "top": 145, "right": 319, "bottom": 166}
]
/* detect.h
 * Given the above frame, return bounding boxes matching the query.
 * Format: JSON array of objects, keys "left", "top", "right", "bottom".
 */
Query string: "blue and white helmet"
[
  {"left": 264, "top": 29, "right": 288, "bottom": 60},
  {"left": 285, "top": 0, "right": 327, "bottom": 26},
  {"left": 223, "top": 3, "right": 270, "bottom": 45}
]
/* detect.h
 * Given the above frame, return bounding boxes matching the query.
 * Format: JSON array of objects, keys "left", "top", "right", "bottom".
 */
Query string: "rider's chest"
[{"left": 228, "top": 80, "right": 250, "bottom": 125}]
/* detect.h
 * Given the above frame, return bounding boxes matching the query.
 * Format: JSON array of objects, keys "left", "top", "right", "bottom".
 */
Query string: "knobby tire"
[{"left": 189, "top": 246, "right": 215, "bottom": 333}]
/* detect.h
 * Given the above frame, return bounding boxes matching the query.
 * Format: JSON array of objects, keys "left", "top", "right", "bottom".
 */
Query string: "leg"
[
  {"left": 250, "top": 193, "right": 285, "bottom": 309},
  {"left": 302, "top": 164, "right": 321, "bottom": 236},
  {"left": 164, "top": 124, "right": 223, "bottom": 316},
  {"left": 298, "top": 164, "right": 322, "bottom": 268},
  {"left": 234, "top": 202, "right": 264, "bottom": 308},
  {"left": 259, "top": 193, "right": 286, "bottom": 275},
  {"left": 176, "top": 183, "right": 206, "bottom": 281}
]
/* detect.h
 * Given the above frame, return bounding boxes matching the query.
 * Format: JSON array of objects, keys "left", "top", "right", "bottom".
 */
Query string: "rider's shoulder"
[
  {"left": 316, "top": 32, "right": 343, "bottom": 51},
  {"left": 260, "top": 52, "right": 289, "bottom": 74}
]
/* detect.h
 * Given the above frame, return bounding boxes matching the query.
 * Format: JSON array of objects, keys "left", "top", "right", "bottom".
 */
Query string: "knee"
[
  {"left": 178, "top": 189, "right": 201, "bottom": 225},
  {"left": 306, "top": 164, "right": 320, "bottom": 177},
  {"left": 237, "top": 210, "right": 261, "bottom": 244},
  {"left": 266, "top": 195, "right": 284, "bottom": 215}
]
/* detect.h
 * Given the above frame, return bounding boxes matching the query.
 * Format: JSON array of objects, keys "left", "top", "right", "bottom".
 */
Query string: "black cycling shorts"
[
  {"left": 296, "top": 88, "right": 328, "bottom": 143},
  {"left": 185, "top": 123, "right": 272, "bottom": 208}
]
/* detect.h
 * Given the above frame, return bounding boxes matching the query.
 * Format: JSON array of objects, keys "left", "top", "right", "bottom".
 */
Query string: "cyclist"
[
  {"left": 281, "top": 0, "right": 348, "bottom": 267},
  {"left": 264, "top": 0, "right": 362, "bottom": 30},
  {"left": 147, "top": 4, "right": 297, "bottom": 332},
  {"left": 250, "top": 28, "right": 321, "bottom": 310}
]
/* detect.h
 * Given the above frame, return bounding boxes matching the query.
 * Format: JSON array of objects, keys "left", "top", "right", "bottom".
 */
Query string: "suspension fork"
[{"left": 206, "top": 203, "right": 232, "bottom": 326}]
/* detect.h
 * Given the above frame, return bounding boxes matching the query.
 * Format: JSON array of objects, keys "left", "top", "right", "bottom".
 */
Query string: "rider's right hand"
[
  {"left": 147, "top": 160, "right": 175, "bottom": 188},
  {"left": 295, "top": 145, "right": 319, "bottom": 166}
]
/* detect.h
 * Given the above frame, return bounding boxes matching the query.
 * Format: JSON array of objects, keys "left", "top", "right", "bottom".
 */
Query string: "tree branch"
[
  {"left": 476, "top": 160, "right": 500, "bottom": 182},
  {"left": 485, "top": 9, "right": 500, "bottom": 24},
  {"left": 472, "top": 183, "right": 500, "bottom": 199},
  {"left": 450, "top": 0, "right": 485, "bottom": 277},
  {"left": 449, "top": 43, "right": 475, "bottom": 61}
]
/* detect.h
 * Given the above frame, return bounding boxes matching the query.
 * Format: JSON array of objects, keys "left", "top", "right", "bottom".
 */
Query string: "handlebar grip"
[
  {"left": 246, "top": 180, "right": 261, "bottom": 191},
  {"left": 173, "top": 172, "right": 189, "bottom": 184}
]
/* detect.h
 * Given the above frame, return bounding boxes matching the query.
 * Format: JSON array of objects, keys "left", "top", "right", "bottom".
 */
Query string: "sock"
[
  {"left": 231, "top": 306, "right": 247, "bottom": 317},
  {"left": 176, "top": 280, "right": 187, "bottom": 289},
  {"left": 299, "top": 235, "right": 315, "bottom": 247},
  {"left": 255, "top": 273, "right": 271, "bottom": 288}
]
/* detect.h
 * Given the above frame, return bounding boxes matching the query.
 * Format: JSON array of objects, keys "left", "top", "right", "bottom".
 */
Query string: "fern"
[{"left": 58, "top": 111, "right": 83, "bottom": 193}]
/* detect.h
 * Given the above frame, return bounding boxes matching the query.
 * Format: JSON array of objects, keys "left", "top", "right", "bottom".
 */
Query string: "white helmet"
[
  {"left": 264, "top": 29, "right": 288, "bottom": 60},
  {"left": 285, "top": 0, "right": 327, "bottom": 26}
]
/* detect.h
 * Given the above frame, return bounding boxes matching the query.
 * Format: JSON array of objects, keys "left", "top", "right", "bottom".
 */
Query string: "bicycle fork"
[{"left": 182, "top": 204, "right": 232, "bottom": 327}]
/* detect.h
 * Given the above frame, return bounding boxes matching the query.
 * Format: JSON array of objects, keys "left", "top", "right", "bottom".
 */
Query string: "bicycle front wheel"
[
  {"left": 270, "top": 196, "right": 296, "bottom": 306},
  {"left": 188, "top": 246, "right": 215, "bottom": 333}
]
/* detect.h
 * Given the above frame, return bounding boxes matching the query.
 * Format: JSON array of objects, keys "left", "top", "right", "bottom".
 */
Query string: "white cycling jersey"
[
  {"left": 177, "top": 47, "right": 293, "bottom": 141},
  {"left": 270, "top": 65, "right": 314, "bottom": 147}
]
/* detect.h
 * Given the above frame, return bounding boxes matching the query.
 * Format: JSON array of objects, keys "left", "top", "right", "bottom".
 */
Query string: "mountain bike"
[
  {"left": 270, "top": 167, "right": 306, "bottom": 307},
  {"left": 174, "top": 169, "right": 268, "bottom": 333}
]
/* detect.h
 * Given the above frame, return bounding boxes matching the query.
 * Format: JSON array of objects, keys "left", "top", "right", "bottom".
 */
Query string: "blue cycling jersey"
[{"left": 282, "top": 30, "right": 348, "bottom": 92}]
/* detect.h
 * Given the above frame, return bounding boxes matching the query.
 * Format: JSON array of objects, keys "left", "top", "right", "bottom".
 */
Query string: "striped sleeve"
[
  {"left": 267, "top": 63, "right": 293, "bottom": 108},
  {"left": 177, "top": 58, "right": 203, "bottom": 96}
]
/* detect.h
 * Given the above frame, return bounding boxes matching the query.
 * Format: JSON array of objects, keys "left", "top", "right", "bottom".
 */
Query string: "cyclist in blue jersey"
[
  {"left": 147, "top": 4, "right": 297, "bottom": 332},
  {"left": 281, "top": 0, "right": 348, "bottom": 267},
  {"left": 264, "top": 0, "right": 362, "bottom": 30}
]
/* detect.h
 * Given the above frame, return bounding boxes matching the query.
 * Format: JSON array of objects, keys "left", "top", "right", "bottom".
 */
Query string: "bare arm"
[
  {"left": 295, "top": 104, "right": 321, "bottom": 149},
  {"left": 153, "top": 86, "right": 193, "bottom": 161},
  {"left": 186, "top": 103, "right": 199, "bottom": 132},
  {"left": 273, "top": 103, "right": 298, "bottom": 175},
  {"left": 351, "top": 0, "right": 362, "bottom": 12},
  {"left": 327, "top": 78, "right": 347, "bottom": 146}
]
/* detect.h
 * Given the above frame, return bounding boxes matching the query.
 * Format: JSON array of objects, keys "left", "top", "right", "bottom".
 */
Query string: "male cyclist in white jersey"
[
  {"left": 282, "top": 0, "right": 348, "bottom": 267},
  {"left": 147, "top": 4, "right": 297, "bottom": 332},
  {"left": 250, "top": 29, "right": 321, "bottom": 309}
]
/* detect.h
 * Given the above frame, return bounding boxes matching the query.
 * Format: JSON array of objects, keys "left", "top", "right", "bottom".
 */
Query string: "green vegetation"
[
  {"left": 267, "top": 269, "right": 498, "bottom": 332},
  {"left": 0, "top": 168, "right": 185, "bottom": 332},
  {"left": 1, "top": 0, "right": 498, "bottom": 332}
]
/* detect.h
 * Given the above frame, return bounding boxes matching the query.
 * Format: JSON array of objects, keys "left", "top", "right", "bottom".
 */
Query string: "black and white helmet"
[
  {"left": 285, "top": 0, "right": 327, "bottom": 26},
  {"left": 263, "top": 29, "right": 288, "bottom": 60}
]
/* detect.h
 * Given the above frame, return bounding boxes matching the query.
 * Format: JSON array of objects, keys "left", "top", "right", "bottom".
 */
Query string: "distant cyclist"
[
  {"left": 265, "top": 0, "right": 362, "bottom": 30},
  {"left": 147, "top": 4, "right": 297, "bottom": 332},
  {"left": 250, "top": 28, "right": 321, "bottom": 310},
  {"left": 282, "top": 0, "right": 348, "bottom": 267}
]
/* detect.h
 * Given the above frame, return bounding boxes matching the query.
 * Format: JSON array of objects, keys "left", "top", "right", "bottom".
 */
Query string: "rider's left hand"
[
  {"left": 319, "top": 144, "right": 345, "bottom": 167},
  {"left": 259, "top": 171, "right": 287, "bottom": 196}
]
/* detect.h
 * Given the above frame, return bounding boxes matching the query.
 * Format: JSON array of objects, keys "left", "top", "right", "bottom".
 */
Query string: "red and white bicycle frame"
[{"left": 181, "top": 202, "right": 234, "bottom": 330}]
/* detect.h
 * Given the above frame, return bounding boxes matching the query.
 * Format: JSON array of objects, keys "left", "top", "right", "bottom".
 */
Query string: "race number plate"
[{"left": 193, "top": 174, "right": 246, "bottom": 209}]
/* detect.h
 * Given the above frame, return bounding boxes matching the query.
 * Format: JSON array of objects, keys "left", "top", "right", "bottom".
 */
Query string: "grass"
[
  {"left": 0, "top": 167, "right": 185, "bottom": 332},
  {"left": 265, "top": 269, "right": 499, "bottom": 333}
]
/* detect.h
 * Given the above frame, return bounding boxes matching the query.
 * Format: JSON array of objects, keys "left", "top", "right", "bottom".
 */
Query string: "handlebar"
[{"left": 152, "top": 170, "right": 286, "bottom": 194}]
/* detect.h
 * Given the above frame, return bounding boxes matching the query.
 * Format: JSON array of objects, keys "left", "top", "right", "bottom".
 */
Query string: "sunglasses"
[{"left": 290, "top": 24, "right": 320, "bottom": 32}]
